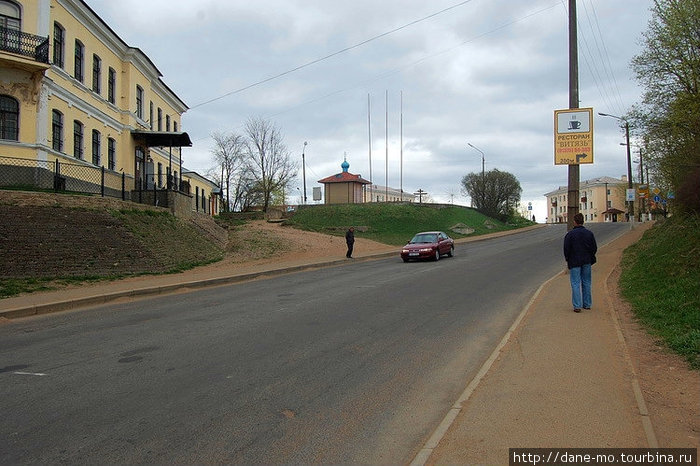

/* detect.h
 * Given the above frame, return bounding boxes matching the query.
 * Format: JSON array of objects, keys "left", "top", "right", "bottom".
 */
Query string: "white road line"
[{"left": 13, "top": 371, "right": 47, "bottom": 376}]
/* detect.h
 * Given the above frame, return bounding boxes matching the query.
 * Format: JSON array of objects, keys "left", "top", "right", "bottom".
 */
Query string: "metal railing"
[
  {"left": 0, "top": 155, "right": 127, "bottom": 199},
  {"left": 0, "top": 26, "right": 50, "bottom": 63}
]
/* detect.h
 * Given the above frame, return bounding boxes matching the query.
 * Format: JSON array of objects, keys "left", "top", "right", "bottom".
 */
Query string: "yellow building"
[
  {"left": 544, "top": 176, "right": 630, "bottom": 224},
  {"left": 0, "top": 0, "right": 219, "bottom": 215}
]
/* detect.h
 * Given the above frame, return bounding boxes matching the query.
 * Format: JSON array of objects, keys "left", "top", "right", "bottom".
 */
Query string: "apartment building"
[
  {"left": 544, "top": 176, "right": 630, "bottom": 224},
  {"left": 0, "top": 0, "right": 219, "bottom": 215}
]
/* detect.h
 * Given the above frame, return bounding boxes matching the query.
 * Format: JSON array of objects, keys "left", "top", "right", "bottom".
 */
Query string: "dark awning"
[
  {"left": 602, "top": 208, "right": 625, "bottom": 215},
  {"left": 131, "top": 130, "right": 192, "bottom": 147}
]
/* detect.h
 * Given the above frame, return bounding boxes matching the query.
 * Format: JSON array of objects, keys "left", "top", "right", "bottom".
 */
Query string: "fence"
[{"left": 0, "top": 155, "right": 128, "bottom": 200}]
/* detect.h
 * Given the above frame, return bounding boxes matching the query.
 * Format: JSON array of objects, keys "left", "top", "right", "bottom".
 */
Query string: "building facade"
[
  {"left": 365, "top": 184, "right": 414, "bottom": 203},
  {"left": 544, "top": 176, "right": 630, "bottom": 224},
  {"left": 0, "top": 0, "right": 219, "bottom": 215}
]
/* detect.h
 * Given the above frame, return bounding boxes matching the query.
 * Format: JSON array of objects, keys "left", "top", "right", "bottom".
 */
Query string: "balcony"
[{"left": 0, "top": 26, "right": 49, "bottom": 65}]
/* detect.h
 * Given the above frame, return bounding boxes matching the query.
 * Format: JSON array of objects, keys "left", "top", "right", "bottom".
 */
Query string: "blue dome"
[{"left": 341, "top": 159, "right": 350, "bottom": 172}]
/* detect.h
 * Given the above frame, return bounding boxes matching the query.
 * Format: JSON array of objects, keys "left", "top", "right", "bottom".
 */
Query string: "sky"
[{"left": 86, "top": 0, "right": 654, "bottom": 222}]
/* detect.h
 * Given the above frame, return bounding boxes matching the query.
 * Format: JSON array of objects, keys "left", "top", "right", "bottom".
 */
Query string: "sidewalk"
[{"left": 414, "top": 223, "right": 655, "bottom": 465}]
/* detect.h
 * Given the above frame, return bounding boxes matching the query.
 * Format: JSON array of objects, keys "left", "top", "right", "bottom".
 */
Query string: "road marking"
[{"left": 13, "top": 371, "right": 47, "bottom": 376}]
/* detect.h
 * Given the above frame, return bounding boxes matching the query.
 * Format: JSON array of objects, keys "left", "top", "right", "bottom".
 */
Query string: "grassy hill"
[
  {"left": 0, "top": 192, "right": 224, "bottom": 298},
  {"left": 619, "top": 214, "right": 700, "bottom": 369},
  {"left": 283, "top": 203, "right": 530, "bottom": 246}
]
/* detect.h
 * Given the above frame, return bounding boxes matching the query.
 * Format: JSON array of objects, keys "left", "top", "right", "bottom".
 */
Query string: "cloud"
[{"left": 87, "top": 0, "right": 654, "bottom": 220}]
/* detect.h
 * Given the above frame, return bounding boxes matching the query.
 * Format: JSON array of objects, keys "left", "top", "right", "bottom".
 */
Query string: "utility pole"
[{"left": 566, "top": 0, "right": 580, "bottom": 231}]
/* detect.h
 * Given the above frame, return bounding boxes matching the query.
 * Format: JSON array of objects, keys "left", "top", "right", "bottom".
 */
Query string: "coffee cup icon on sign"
[{"left": 568, "top": 120, "right": 582, "bottom": 130}]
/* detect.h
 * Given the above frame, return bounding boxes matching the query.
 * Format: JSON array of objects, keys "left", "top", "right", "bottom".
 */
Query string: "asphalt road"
[{"left": 0, "top": 223, "right": 629, "bottom": 464}]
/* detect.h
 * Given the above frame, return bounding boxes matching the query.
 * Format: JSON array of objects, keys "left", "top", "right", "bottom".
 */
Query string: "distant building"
[
  {"left": 544, "top": 176, "right": 631, "bottom": 223},
  {"left": 0, "top": 0, "right": 219, "bottom": 216},
  {"left": 318, "top": 159, "right": 370, "bottom": 204},
  {"left": 365, "top": 184, "right": 414, "bottom": 203}
]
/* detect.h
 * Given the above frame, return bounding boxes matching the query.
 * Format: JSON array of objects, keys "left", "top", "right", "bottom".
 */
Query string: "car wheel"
[
  {"left": 447, "top": 245, "right": 454, "bottom": 257},
  {"left": 434, "top": 249, "right": 440, "bottom": 261},
  {"left": 402, "top": 257, "right": 409, "bottom": 263}
]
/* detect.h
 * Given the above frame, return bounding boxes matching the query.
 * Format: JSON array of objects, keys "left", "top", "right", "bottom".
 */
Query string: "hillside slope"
[{"left": 0, "top": 192, "right": 224, "bottom": 280}]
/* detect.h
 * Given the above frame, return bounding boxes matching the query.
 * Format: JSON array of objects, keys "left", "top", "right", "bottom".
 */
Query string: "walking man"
[
  {"left": 345, "top": 226, "right": 355, "bottom": 258},
  {"left": 563, "top": 213, "right": 597, "bottom": 313}
]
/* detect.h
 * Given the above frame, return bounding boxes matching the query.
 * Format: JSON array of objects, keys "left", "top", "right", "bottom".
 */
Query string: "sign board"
[
  {"left": 627, "top": 189, "right": 636, "bottom": 202},
  {"left": 312, "top": 186, "right": 322, "bottom": 201},
  {"left": 637, "top": 184, "right": 649, "bottom": 198},
  {"left": 554, "top": 108, "right": 594, "bottom": 165}
]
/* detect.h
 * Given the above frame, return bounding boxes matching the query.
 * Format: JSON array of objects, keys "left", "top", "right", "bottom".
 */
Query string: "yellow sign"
[{"left": 554, "top": 108, "right": 594, "bottom": 165}]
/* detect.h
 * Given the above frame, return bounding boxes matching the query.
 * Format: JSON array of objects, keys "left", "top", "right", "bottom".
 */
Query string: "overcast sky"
[{"left": 87, "top": 0, "right": 653, "bottom": 221}]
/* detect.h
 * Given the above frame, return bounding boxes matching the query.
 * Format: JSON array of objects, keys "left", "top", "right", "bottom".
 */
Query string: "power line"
[{"left": 189, "top": 0, "right": 475, "bottom": 110}]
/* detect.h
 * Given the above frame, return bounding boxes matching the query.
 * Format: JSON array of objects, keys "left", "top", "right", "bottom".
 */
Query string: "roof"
[{"left": 318, "top": 171, "right": 370, "bottom": 185}]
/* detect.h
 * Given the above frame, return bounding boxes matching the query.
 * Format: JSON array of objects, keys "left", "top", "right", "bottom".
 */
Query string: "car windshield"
[{"left": 410, "top": 233, "right": 437, "bottom": 243}]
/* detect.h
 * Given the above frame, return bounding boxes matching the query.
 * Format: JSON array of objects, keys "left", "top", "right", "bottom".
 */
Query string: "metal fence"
[{"left": 0, "top": 155, "right": 128, "bottom": 200}]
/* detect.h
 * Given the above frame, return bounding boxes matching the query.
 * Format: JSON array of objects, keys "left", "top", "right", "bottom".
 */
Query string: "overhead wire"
[{"left": 188, "top": 0, "right": 476, "bottom": 110}]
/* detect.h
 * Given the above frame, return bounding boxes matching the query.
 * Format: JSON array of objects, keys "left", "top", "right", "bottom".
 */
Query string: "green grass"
[
  {"left": 619, "top": 214, "right": 700, "bottom": 369},
  {"left": 285, "top": 203, "right": 528, "bottom": 245}
]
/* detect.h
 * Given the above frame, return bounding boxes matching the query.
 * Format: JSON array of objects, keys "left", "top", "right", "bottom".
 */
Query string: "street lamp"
[
  {"left": 302, "top": 141, "right": 308, "bottom": 205},
  {"left": 468, "top": 143, "right": 485, "bottom": 207},
  {"left": 598, "top": 112, "right": 634, "bottom": 221}
]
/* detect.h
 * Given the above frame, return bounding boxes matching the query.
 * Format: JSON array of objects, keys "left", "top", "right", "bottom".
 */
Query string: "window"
[
  {"left": 173, "top": 121, "right": 178, "bottom": 132},
  {"left": 136, "top": 85, "right": 144, "bottom": 119},
  {"left": 107, "top": 67, "right": 116, "bottom": 104},
  {"left": 157, "top": 162, "right": 163, "bottom": 188},
  {"left": 0, "top": 95, "right": 19, "bottom": 141},
  {"left": 74, "top": 40, "right": 84, "bottom": 82},
  {"left": 157, "top": 108, "right": 162, "bottom": 131},
  {"left": 166, "top": 115, "right": 170, "bottom": 132},
  {"left": 149, "top": 102, "right": 153, "bottom": 129},
  {"left": 52, "top": 109, "right": 63, "bottom": 152},
  {"left": 73, "top": 120, "right": 83, "bottom": 159},
  {"left": 53, "top": 22, "right": 64, "bottom": 68},
  {"left": 107, "top": 137, "right": 116, "bottom": 170},
  {"left": 92, "top": 54, "right": 101, "bottom": 94},
  {"left": 91, "top": 129, "right": 101, "bottom": 165},
  {"left": 0, "top": 1, "right": 20, "bottom": 30}
]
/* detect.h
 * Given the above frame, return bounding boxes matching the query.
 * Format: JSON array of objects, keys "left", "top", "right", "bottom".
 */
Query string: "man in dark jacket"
[
  {"left": 345, "top": 226, "right": 355, "bottom": 258},
  {"left": 563, "top": 213, "right": 597, "bottom": 312}
]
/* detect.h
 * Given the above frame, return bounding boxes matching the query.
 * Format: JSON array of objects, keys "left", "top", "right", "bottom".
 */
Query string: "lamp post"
[
  {"left": 599, "top": 112, "right": 634, "bottom": 221},
  {"left": 302, "top": 141, "right": 308, "bottom": 205},
  {"left": 468, "top": 142, "right": 485, "bottom": 207}
]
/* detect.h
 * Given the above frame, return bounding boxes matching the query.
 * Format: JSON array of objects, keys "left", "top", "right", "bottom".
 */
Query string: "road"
[{"left": 0, "top": 223, "right": 629, "bottom": 464}]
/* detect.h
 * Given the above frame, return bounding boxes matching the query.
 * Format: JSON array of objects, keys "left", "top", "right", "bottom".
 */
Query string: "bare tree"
[
  {"left": 242, "top": 117, "right": 297, "bottom": 212},
  {"left": 211, "top": 132, "right": 245, "bottom": 212}
]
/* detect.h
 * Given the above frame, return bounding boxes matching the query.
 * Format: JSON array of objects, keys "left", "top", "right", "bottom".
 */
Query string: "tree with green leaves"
[
  {"left": 460, "top": 169, "right": 522, "bottom": 220},
  {"left": 630, "top": 0, "right": 700, "bottom": 214}
]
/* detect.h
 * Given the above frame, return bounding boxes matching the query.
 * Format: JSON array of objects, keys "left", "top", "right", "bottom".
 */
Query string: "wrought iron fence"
[
  {"left": 0, "top": 155, "right": 127, "bottom": 199},
  {"left": 0, "top": 26, "right": 50, "bottom": 63}
]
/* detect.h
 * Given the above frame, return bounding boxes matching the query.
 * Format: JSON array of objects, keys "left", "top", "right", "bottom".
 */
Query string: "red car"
[{"left": 400, "top": 231, "right": 454, "bottom": 262}]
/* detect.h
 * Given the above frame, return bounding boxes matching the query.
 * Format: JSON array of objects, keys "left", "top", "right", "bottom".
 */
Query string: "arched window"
[
  {"left": 0, "top": 1, "right": 21, "bottom": 30},
  {"left": 0, "top": 94, "right": 19, "bottom": 141},
  {"left": 0, "top": 0, "right": 20, "bottom": 52},
  {"left": 53, "top": 22, "right": 65, "bottom": 68}
]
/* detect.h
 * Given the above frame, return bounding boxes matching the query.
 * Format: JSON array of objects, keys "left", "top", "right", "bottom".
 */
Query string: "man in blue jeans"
[{"left": 564, "top": 213, "right": 598, "bottom": 313}]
